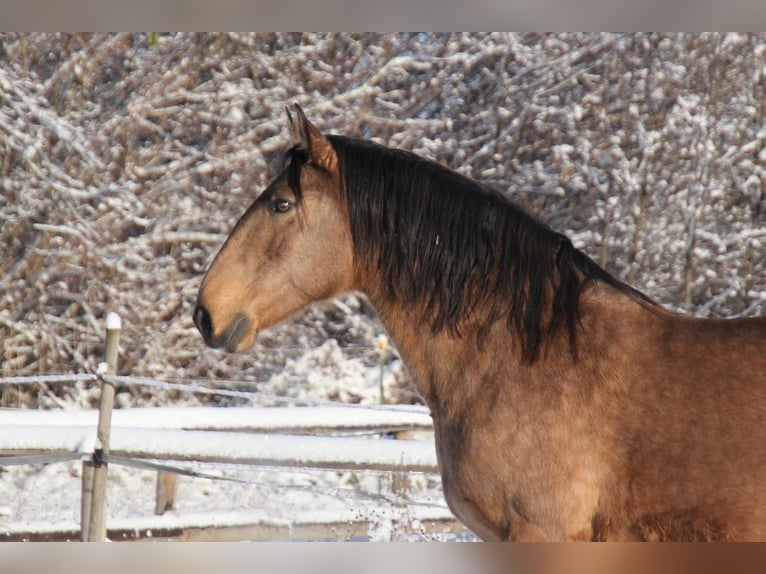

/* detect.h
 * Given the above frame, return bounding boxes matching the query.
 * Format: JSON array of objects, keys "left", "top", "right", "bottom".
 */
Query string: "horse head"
[{"left": 193, "top": 105, "right": 354, "bottom": 352}]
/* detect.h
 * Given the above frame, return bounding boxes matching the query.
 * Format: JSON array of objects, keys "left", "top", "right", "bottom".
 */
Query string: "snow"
[
  {"left": 0, "top": 425, "right": 438, "bottom": 472},
  {"left": 0, "top": 454, "right": 458, "bottom": 541},
  {"left": 105, "top": 312, "right": 122, "bottom": 331},
  {"left": 0, "top": 408, "right": 452, "bottom": 541},
  {"left": 0, "top": 402, "right": 449, "bottom": 540},
  {"left": 0, "top": 405, "right": 433, "bottom": 433},
  {"left": 2, "top": 505, "right": 459, "bottom": 541}
]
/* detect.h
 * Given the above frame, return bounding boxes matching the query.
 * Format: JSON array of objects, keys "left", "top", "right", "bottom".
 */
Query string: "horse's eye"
[{"left": 270, "top": 198, "right": 292, "bottom": 214}]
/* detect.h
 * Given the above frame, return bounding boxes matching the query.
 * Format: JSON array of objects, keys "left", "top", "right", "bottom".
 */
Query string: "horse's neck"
[
  {"left": 363, "top": 279, "right": 657, "bottom": 418},
  {"left": 367, "top": 295, "right": 461, "bottom": 409},
  {"left": 364, "top": 288, "right": 526, "bottom": 417}
]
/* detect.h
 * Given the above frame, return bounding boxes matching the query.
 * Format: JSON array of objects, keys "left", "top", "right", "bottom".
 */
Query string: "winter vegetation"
[
  {"left": 1, "top": 33, "right": 765, "bottom": 538},
  {"left": 2, "top": 32, "right": 765, "bottom": 399}
]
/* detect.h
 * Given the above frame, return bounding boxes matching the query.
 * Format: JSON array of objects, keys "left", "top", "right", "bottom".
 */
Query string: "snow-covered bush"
[{"left": 1, "top": 33, "right": 764, "bottom": 404}]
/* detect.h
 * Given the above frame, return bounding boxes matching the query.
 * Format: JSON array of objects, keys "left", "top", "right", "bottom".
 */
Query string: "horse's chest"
[
  {"left": 432, "top": 420, "right": 511, "bottom": 540},
  {"left": 431, "top": 410, "right": 603, "bottom": 541}
]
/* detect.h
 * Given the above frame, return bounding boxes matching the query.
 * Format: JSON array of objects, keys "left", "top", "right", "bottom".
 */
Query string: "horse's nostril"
[{"left": 193, "top": 304, "right": 213, "bottom": 341}]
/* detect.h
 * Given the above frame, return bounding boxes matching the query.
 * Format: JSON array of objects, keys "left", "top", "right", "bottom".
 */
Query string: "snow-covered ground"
[
  {"left": 0, "top": 370, "right": 472, "bottom": 541},
  {"left": 0, "top": 457, "right": 462, "bottom": 541}
]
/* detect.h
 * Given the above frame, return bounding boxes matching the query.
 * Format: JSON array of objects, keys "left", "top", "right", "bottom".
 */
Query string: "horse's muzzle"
[
  {"left": 193, "top": 304, "right": 214, "bottom": 343},
  {"left": 193, "top": 304, "right": 250, "bottom": 353}
]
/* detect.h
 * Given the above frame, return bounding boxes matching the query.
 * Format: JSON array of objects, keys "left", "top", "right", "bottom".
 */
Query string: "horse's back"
[{"left": 617, "top": 312, "right": 766, "bottom": 540}]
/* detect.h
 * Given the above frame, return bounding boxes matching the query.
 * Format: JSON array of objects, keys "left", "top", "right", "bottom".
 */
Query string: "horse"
[{"left": 194, "top": 104, "right": 766, "bottom": 541}]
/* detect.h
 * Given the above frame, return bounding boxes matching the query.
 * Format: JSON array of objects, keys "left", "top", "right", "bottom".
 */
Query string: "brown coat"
[{"left": 195, "top": 106, "right": 766, "bottom": 540}]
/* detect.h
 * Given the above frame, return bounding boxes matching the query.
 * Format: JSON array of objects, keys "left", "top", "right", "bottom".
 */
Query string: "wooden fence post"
[
  {"left": 81, "top": 312, "right": 121, "bottom": 542},
  {"left": 155, "top": 471, "right": 177, "bottom": 515},
  {"left": 80, "top": 460, "right": 94, "bottom": 541}
]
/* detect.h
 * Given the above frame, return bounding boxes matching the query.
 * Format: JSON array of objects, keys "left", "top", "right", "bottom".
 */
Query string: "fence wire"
[
  {"left": 0, "top": 447, "right": 448, "bottom": 515},
  {"left": 0, "top": 372, "right": 445, "bottom": 535},
  {"left": 0, "top": 373, "right": 429, "bottom": 413}
]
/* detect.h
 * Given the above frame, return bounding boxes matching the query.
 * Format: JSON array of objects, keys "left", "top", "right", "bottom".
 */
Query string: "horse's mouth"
[
  {"left": 222, "top": 314, "right": 250, "bottom": 353},
  {"left": 194, "top": 304, "right": 251, "bottom": 353}
]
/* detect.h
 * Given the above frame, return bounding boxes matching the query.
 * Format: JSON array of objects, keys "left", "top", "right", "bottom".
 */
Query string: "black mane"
[{"left": 285, "top": 135, "right": 651, "bottom": 363}]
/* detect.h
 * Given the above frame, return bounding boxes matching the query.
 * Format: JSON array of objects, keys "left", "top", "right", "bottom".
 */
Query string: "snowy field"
[
  {"left": 0, "top": 458, "right": 463, "bottom": 542},
  {"left": 0, "top": 372, "right": 473, "bottom": 542},
  {"left": 1, "top": 33, "right": 765, "bottom": 541}
]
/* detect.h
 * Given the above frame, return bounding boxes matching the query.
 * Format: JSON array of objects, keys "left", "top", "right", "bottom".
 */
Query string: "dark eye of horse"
[{"left": 270, "top": 198, "right": 292, "bottom": 214}]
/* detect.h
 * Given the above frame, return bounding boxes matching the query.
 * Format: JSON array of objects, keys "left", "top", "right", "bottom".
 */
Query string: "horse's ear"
[{"left": 286, "top": 104, "right": 337, "bottom": 173}]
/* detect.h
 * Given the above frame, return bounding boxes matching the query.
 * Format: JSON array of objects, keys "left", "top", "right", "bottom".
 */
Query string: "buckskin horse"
[{"left": 194, "top": 104, "right": 766, "bottom": 541}]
